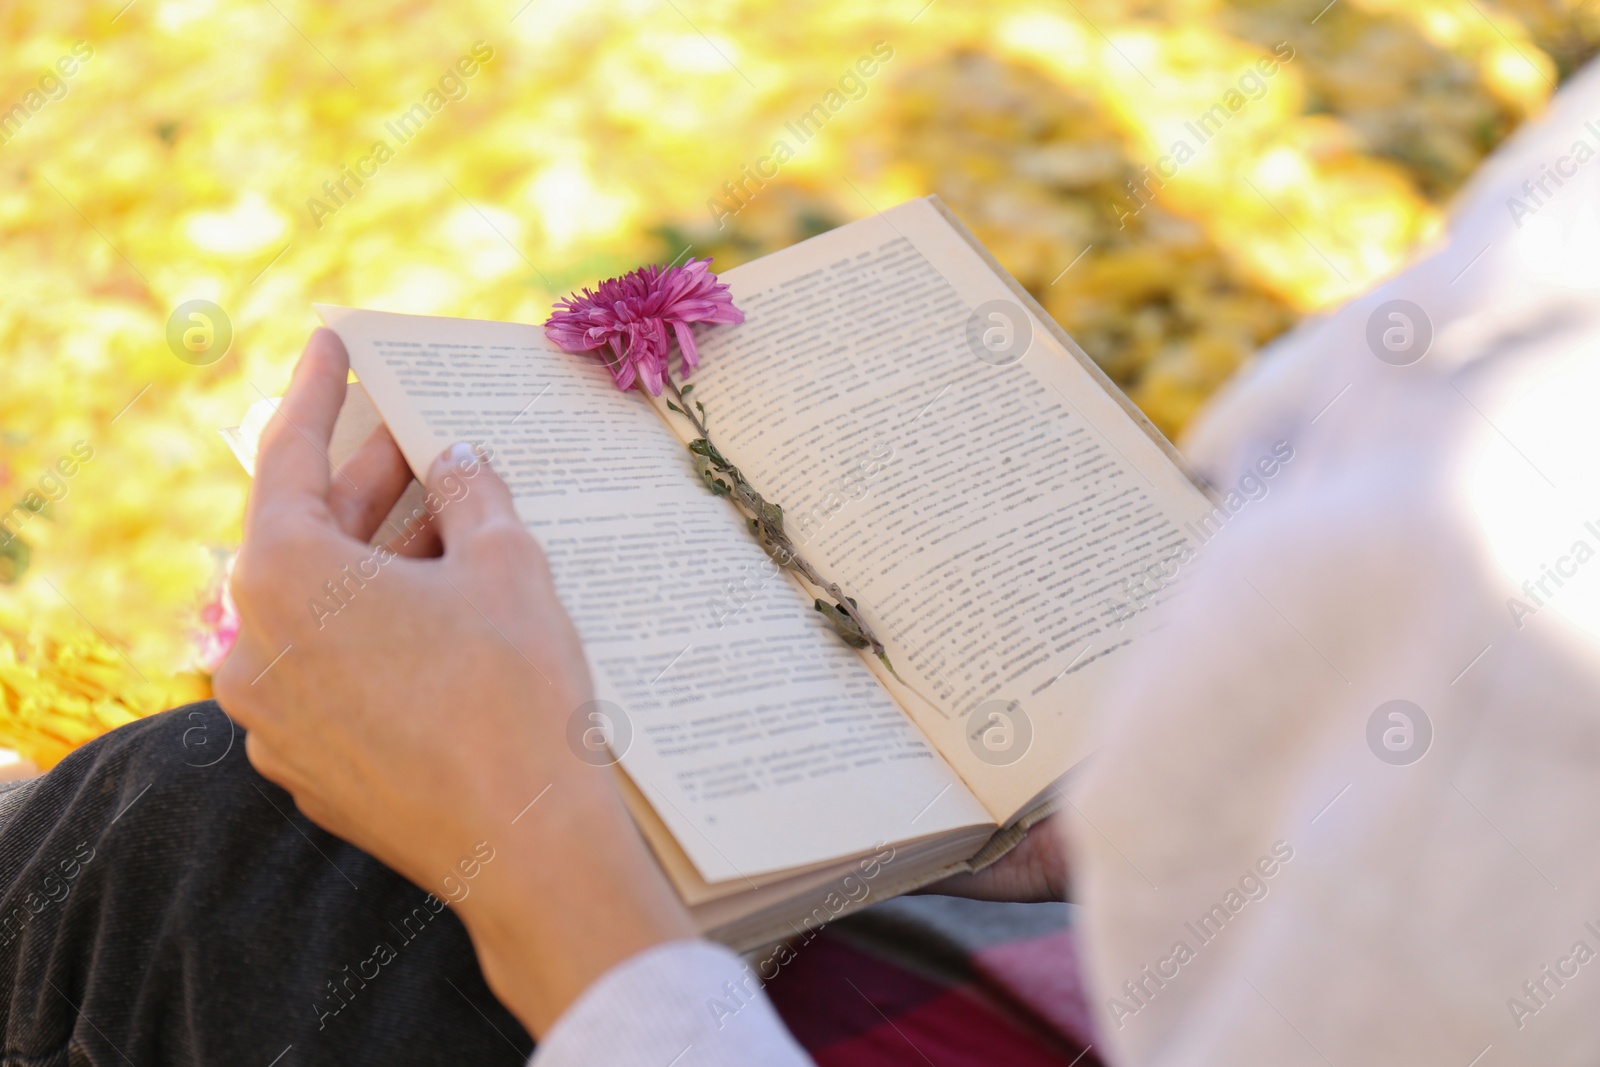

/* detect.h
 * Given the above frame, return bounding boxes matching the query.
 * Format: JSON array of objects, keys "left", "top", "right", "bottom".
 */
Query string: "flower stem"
[
  {"left": 663, "top": 377, "right": 709, "bottom": 439},
  {"left": 661, "top": 377, "right": 891, "bottom": 667}
]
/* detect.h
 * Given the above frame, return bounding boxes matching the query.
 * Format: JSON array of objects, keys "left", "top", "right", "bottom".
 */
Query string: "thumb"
[{"left": 424, "top": 441, "right": 520, "bottom": 547}]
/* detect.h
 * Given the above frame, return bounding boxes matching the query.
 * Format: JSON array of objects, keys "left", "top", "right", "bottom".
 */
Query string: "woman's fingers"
[
  {"left": 380, "top": 442, "right": 525, "bottom": 563},
  {"left": 247, "top": 329, "right": 350, "bottom": 529},
  {"left": 328, "top": 425, "right": 417, "bottom": 543},
  {"left": 425, "top": 442, "right": 521, "bottom": 550}
]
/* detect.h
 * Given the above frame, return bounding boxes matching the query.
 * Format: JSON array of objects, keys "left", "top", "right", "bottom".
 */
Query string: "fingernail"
[{"left": 432, "top": 441, "right": 477, "bottom": 481}]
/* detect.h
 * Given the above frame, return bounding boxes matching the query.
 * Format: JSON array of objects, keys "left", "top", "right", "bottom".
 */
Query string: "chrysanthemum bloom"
[{"left": 544, "top": 258, "right": 744, "bottom": 395}]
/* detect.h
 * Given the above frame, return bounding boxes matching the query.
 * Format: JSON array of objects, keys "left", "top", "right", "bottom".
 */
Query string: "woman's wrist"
[{"left": 458, "top": 780, "right": 696, "bottom": 1036}]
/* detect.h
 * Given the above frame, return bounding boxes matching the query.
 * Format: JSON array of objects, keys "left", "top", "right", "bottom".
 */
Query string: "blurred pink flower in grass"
[
  {"left": 195, "top": 556, "right": 240, "bottom": 674},
  {"left": 543, "top": 257, "right": 743, "bottom": 395}
]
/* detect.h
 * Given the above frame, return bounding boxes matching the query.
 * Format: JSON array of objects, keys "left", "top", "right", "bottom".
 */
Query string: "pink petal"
[
  {"left": 635, "top": 350, "right": 663, "bottom": 395},
  {"left": 672, "top": 320, "right": 700, "bottom": 377}
]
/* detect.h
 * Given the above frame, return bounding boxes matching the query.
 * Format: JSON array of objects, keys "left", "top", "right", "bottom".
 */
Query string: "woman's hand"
[
  {"left": 213, "top": 329, "right": 693, "bottom": 1035},
  {"left": 922, "top": 812, "right": 1069, "bottom": 903}
]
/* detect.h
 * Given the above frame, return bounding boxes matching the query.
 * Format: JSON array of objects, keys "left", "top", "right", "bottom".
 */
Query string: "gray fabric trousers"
[{"left": 0, "top": 701, "right": 533, "bottom": 1066}]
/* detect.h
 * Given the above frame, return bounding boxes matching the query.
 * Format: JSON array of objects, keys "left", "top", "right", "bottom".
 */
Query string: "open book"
[{"left": 299, "top": 197, "right": 1214, "bottom": 951}]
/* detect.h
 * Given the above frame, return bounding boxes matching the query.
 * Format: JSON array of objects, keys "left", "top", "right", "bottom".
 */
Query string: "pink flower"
[
  {"left": 195, "top": 556, "right": 240, "bottom": 674},
  {"left": 544, "top": 257, "right": 743, "bottom": 395}
]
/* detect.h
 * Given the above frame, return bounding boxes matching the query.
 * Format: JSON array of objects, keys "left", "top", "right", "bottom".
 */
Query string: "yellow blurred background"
[{"left": 1, "top": 0, "right": 1595, "bottom": 769}]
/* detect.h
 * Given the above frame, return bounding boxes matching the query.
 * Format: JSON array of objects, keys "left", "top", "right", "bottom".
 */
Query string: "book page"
[
  {"left": 660, "top": 199, "right": 1217, "bottom": 820},
  {"left": 315, "top": 305, "right": 992, "bottom": 883}
]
